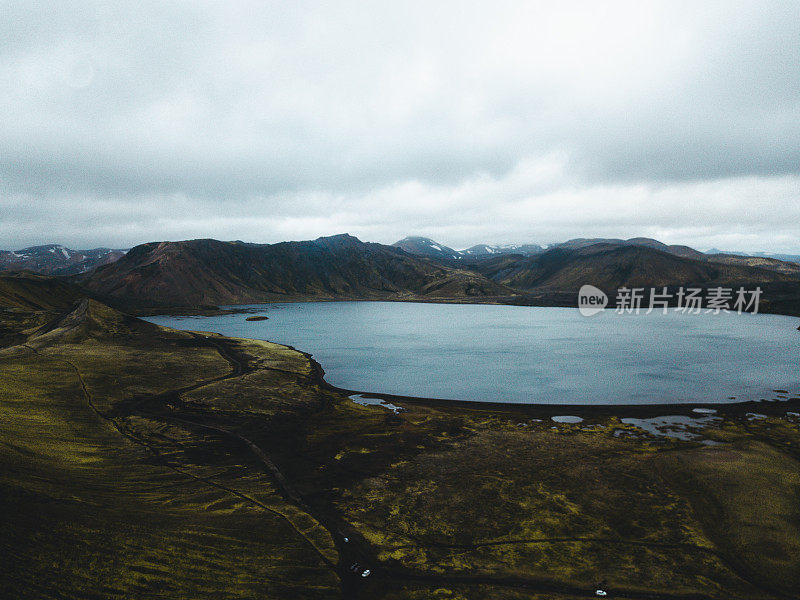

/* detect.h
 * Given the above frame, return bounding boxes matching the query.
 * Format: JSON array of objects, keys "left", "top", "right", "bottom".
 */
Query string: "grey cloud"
[{"left": 0, "top": 1, "right": 798, "bottom": 250}]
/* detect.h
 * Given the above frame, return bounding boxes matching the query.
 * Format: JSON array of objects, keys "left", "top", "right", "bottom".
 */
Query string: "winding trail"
[{"left": 18, "top": 342, "right": 336, "bottom": 570}]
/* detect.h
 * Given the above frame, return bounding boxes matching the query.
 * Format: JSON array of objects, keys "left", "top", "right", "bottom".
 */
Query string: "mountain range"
[
  {"left": 2, "top": 234, "right": 800, "bottom": 315},
  {"left": 0, "top": 244, "right": 126, "bottom": 275},
  {"left": 393, "top": 235, "right": 800, "bottom": 266},
  {"left": 460, "top": 243, "right": 546, "bottom": 257},
  {"left": 468, "top": 243, "right": 797, "bottom": 292},
  {"left": 5, "top": 237, "right": 798, "bottom": 277},
  {"left": 78, "top": 234, "right": 513, "bottom": 309}
]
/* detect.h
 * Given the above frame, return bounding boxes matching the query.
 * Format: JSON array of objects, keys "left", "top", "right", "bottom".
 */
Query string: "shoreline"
[
  {"left": 278, "top": 340, "right": 800, "bottom": 420},
  {"left": 132, "top": 293, "right": 800, "bottom": 318},
  {"left": 145, "top": 302, "right": 800, "bottom": 419}
]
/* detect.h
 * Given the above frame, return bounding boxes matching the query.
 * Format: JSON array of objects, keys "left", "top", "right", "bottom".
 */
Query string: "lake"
[{"left": 146, "top": 302, "right": 800, "bottom": 405}]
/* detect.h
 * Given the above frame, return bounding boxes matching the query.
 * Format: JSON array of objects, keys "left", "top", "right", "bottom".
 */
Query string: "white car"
[
  {"left": 595, "top": 591, "right": 607, "bottom": 597},
  {"left": 349, "top": 562, "right": 371, "bottom": 578}
]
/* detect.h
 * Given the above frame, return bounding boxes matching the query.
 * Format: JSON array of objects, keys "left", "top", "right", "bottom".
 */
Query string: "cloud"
[{"left": 1, "top": 1, "right": 798, "bottom": 251}]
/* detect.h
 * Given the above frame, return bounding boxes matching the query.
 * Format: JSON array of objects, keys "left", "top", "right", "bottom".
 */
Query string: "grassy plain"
[{"left": 1, "top": 298, "right": 799, "bottom": 599}]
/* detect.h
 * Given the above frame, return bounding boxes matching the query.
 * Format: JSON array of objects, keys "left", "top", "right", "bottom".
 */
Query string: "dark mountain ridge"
[
  {"left": 470, "top": 243, "right": 797, "bottom": 292},
  {"left": 80, "top": 234, "right": 513, "bottom": 308},
  {"left": 397, "top": 235, "right": 800, "bottom": 277},
  {"left": 75, "top": 235, "right": 800, "bottom": 315}
]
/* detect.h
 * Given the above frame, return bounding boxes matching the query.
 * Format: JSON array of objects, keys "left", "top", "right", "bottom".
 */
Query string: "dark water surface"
[{"left": 146, "top": 302, "right": 800, "bottom": 405}]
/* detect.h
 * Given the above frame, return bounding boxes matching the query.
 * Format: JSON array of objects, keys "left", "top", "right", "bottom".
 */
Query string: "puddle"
[
  {"left": 580, "top": 424, "right": 606, "bottom": 431},
  {"left": 613, "top": 429, "right": 637, "bottom": 438},
  {"left": 621, "top": 414, "right": 721, "bottom": 442},
  {"left": 552, "top": 415, "right": 584, "bottom": 424},
  {"left": 350, "top": 394, "right": 403, "bottom": 414}
]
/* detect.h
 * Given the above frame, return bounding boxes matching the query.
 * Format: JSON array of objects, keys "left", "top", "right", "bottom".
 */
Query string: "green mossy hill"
[
  {"left": 0, "top": 301, "right": 339, "bottom": 599},
  {"left": 0, "top": 271, "right": 85, "bottom": 311},
  {"left": 26, "top": 297, "right": 162, "bottom": 346}
]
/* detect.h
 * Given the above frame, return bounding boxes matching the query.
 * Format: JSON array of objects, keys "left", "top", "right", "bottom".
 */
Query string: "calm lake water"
[{"left": 146, "top": 302, "right": 800, "bottom": 405}]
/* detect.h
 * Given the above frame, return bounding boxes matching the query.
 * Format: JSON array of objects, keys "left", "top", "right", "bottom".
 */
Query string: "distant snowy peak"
[
  {"left": 0, "top": 244, "right": 127, "bottom": 275},
  {"left": 461, "top": 244, "right": 497, "bottom": 256},
  {"left": 393, "top": 238, "right": 546, "bottom": 260},
  {"left": 391, "top": 236, "right": 462, "bottom": 260},
  {"left": 461, "top": 243, "right": 544, "bottom": 257}
]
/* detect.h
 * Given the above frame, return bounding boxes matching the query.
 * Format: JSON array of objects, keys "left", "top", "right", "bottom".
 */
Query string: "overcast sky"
[{"left": 1, "top": 1, "right": 799, "bottom": 252}]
